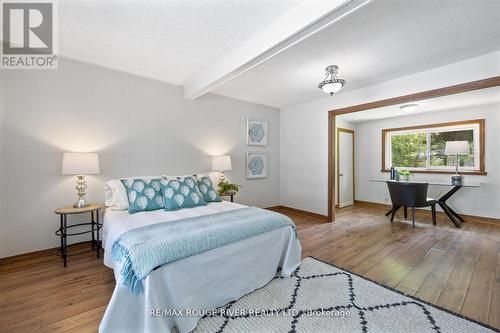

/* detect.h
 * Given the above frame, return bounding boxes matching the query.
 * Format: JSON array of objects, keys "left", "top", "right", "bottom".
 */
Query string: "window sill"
[{"left": 381, "top": 169, "right": 487, "bottom": 176}]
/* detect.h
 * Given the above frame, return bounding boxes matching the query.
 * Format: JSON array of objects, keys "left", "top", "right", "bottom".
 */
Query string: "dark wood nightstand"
[
  {"left": 219, "top": 191, "right": 237, "bottom": 202},
  {"left": 54, "top": 204, "right": 104, "bottom": 267}
]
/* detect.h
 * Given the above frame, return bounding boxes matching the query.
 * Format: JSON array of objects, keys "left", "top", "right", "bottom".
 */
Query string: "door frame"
[
  {"left": 337, "top": 128, "right": 355, "bottom": 208},
  {"left": 327, "top": 76, "right": 500, "bottom": 222}
]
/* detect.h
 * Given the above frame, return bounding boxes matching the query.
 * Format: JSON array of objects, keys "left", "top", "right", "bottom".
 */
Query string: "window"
[{"left": 382, "top": 120, "right": 485, "bottom": 173}]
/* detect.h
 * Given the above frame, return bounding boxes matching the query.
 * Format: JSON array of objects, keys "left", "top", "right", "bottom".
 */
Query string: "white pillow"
[{"left": 104, "top": 175, "right": 162, "bottom": 210}]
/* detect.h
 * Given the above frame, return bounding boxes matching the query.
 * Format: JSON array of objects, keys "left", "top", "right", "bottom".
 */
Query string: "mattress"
[{"left": 100, "top": 201, "right": 302, "bottom": 333}]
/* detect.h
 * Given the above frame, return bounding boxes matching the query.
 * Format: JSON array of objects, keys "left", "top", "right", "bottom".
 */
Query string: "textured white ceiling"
[
  {"left": 58, "top": 0, "right": 300, "bottom": 84},
  {"left": 213, "top": 0, "right": 500, "bottom": 108},
  {"left": 338, "top": 86, "right": 500, "bottom": 123}
]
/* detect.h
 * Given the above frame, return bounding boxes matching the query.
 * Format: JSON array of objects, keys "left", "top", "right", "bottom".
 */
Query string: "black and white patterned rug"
[{"left": 194, "top": 257, "right": 498, "bottom": 333}]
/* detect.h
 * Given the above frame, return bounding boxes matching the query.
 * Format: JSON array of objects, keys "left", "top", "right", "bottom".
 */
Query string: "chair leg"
[
  {"left": 431, "top": 204, "right": 436, "bottom": 225},
  {"left": 390, "top": 206, "right": 398, "bottom": 222},
  {"left": 404, "top": 206, "right": 408, "bottom": 219},
  {"left": 412, "top": 207, "right": 415, "bottom": 228}
]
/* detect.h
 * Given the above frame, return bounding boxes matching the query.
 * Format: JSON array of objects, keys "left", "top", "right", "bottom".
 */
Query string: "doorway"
[
  {"left": 337, "top": 128, "right": 355, "bottom": 208},
  {"left": 328, "top": 77, "right": 500, "bottom": 221}
]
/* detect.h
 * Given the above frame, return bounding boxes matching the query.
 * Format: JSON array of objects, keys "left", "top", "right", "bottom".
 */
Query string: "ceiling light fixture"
[
  {"left": 318, "top": 65, "right": 346, "bottom": 96},
  {"left": 400, "top": 103, "right": 419, "bottom": 112}
]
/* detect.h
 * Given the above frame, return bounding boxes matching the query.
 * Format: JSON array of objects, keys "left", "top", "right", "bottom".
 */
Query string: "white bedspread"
[{"left": 99, "top": 202, "right": 301, "bottom": 333}]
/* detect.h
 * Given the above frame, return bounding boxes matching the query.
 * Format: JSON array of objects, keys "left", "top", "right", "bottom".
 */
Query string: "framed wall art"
[
  {"left": 246, "top": 119, "right": 268, "bottom": 146},
  {"left": 246, "top": 152, "right": 267, "bottom": 179}
]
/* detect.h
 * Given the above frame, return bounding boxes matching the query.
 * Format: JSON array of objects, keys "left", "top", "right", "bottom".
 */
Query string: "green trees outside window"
[
  {"left": 390, "top": 129, "right": 474, "bottom": 169},
  {"left": 391, "top": 133, "right": 427, "bottom": 168}
]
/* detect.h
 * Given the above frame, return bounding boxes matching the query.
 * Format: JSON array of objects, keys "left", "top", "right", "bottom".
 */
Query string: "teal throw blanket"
[{"left": 112, "top": 207, "right": 297, "bottom": 294}]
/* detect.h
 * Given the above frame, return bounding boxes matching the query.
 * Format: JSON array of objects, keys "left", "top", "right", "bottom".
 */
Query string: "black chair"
[{"left": 386, "top": 181, "right": 437, "bottom": 227}]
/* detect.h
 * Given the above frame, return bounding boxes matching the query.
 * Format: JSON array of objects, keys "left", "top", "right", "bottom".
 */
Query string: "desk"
[{"left": 370, "top": 179, "right": 481, "bottom": 228}]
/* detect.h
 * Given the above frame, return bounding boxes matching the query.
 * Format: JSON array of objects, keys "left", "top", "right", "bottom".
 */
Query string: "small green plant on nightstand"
[
  {"left": 400, "top": 169, "right": 411, "bottom": 181},
  {"left": 217, "top": 181, "right": 241, "bottom": 195}
]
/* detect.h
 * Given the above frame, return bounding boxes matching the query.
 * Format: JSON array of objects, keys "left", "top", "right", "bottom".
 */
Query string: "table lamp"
[
  {"left": 212, "top": 155, "right": 232, "bottom": 183},
  {"left": 444, "top": 141, "right": 469, "bottom": 185},
  {"left": 62, "top": 152, "right": 100, "bottom": 208}
]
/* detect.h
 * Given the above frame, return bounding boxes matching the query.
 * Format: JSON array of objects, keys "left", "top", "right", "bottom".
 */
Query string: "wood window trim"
[
  {"left": 380, "top": 169, "right": 487, "bottom": 175},
  {"left": 381, "top": 119, "right": 486, "bottom": 174},
  {"left": 327, "top": 76, "right": 500, "bottom": 222}
]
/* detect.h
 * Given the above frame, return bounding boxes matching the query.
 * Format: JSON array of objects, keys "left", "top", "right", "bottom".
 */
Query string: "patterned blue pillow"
[
  {"left": 197, "top": 176, "right": 222, "bottom": 203},
  {"left": 161, "top": 176, "right": 207, "bottom": 211},
  {"left": 121, "top": 178, "right": 164, "bottom": 214}
]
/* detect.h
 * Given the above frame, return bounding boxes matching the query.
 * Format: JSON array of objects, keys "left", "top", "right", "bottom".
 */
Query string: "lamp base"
[
  {"left": 451, "top": 174, "right": 462, "bottom": 185},
  {"left": 219, "top": 171, "right": 226, "bottom": 183},
  {"left": 73, "top": 198, "right": 90, "bottom": 208},
  {"left": 73, "top": 175, "right": 90, "bottom": 208}
]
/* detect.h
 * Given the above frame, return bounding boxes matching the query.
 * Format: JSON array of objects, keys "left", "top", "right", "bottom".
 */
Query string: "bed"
[{"left": 99, "top": 200, "right": 301, "bottom": 333}]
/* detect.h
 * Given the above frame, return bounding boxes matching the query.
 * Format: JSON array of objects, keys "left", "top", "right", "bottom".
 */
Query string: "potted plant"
[
  {"left": 217, "top": 180, "right": 241, "bottom": 196},
  {"left": 399, "top": 169, "right": 411, "bottom": 181}
]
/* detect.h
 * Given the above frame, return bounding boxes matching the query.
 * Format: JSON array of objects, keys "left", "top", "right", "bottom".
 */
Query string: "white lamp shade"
[
  {"left": 321, "top": 82, "right": 343, "bottom": 94},
  {"left": 212, "top": 155, "right": 232, "bottom": 171},
  {"left": 444, "top": 141, "right": 469, "bottom": 155},
  {"left": 62, "top": 152, "right": 100, "bottom": 175}
]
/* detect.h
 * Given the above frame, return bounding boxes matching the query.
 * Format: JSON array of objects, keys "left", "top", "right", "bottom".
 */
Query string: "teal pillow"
[
  {"left": 197, "top": 176, "right": 222, "bottom": 203},
  {"left": 161, "top": 176, "right": 207, "bottom": 211},
  {"left": 121, "top": 178, "right": 164, "bottom": 214}
]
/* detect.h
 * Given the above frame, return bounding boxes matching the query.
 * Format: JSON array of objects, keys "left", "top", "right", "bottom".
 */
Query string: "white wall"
[
  {"left": 280, "top": 51, "right": 500, "bottom": 216},
  {"left": 1, "top": 58, "right": 280, "bottom": 257},
  {"left": 353, "top": 104, "right": 499, "bottom": 219}
]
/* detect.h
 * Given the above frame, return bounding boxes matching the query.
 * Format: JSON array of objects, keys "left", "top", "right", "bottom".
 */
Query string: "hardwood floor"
[
  {"left": 1, "top": 202, "right": 499, "bottom": 332},
  {"left": 274, "top": 203, "right": 500, "bottom": 330}
]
